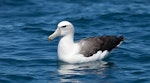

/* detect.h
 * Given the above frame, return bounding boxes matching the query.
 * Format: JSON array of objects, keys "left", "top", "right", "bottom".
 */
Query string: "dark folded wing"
[{"left": 77, "top": 36, "right": 124, "bottom": 57}]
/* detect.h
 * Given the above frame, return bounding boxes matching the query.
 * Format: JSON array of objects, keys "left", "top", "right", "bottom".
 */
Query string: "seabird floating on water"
[{"left": 48, "top": 21, "right": 124, "bottom": 64}]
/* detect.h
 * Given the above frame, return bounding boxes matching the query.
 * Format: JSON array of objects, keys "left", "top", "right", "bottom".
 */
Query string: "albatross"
[{"left": 48, "top": 21, "right": 124, "bottom": 64}]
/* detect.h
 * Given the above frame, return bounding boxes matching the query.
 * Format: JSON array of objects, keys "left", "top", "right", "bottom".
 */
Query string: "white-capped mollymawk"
[{"left": 48, "top": 21, "right": 124, "bottom": 64}]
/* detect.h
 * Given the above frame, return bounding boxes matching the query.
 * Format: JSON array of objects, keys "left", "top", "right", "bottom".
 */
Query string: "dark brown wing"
[{"left": 77, "top": 36, "right": 124, "bottom": 57}]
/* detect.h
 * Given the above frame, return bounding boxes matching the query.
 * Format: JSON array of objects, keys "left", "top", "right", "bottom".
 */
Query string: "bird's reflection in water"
[{"left": 57, "top": 61, "right": 114, "bottom": 83}]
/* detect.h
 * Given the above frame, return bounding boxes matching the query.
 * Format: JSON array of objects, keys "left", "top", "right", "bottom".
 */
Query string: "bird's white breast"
[{"left": 58, "top": 35, "right": 80, "bottom": 63}]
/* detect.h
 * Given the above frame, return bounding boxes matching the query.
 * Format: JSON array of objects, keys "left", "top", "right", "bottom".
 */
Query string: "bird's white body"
[
  {"left": 57, "top": 33, "right": 109, "bottom": 63},
  {"left": 48, "top": 21, "right": 123, "bottom": 64}
]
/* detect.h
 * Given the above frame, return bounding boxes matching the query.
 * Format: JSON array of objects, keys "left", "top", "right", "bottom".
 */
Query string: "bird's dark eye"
[{"left": 62, "top": 25, "right": 66, "bottom": 28}]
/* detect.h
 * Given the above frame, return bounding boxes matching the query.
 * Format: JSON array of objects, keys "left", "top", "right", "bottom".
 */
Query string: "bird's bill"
[{"left": 48, "top": 28, "right": 61, "bottom": 41}]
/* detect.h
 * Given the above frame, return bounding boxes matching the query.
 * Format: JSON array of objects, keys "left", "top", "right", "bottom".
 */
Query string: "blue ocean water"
[{"left": 0, "top": 0, "right": 150, "bottom": 83}]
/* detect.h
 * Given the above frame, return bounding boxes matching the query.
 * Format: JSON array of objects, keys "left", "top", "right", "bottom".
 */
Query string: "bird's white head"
[{"left": 48, "top": 21, "right": 74, "bottom": 41}]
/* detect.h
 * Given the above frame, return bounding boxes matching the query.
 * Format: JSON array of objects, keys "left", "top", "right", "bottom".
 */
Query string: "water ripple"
[{"left": 0, "top": 0, "right": 150, "bottom": 83}]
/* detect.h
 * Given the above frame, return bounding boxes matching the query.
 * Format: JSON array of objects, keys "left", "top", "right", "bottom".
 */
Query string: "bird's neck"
[
  {"left": 60, "top": 33, "right": 74, "bottom": 45},
  {"left": 58, "top": 33, "right": 75, "bottom": 55}
]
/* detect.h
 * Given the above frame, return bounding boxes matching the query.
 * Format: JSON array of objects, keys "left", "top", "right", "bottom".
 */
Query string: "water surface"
[{"left": 0, "top": 0, "right": 150, "bottom": 83}]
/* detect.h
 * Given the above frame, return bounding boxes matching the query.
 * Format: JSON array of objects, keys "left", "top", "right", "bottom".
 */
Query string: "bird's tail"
[
  {"left": 117, "top": 36, "right": 124, "bottom": 47},
  {"left": 119, "top": 36, "right": 124, "bottom": 42}
]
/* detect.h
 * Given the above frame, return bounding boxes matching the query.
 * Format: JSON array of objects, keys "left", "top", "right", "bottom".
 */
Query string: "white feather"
[{"left": 49, "top": 21, "right": 120, "bottom": 64}]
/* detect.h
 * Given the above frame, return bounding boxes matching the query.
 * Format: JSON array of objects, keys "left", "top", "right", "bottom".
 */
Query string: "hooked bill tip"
[{"left": 48, "top": 37, "right": 52, "bottom": 41}]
